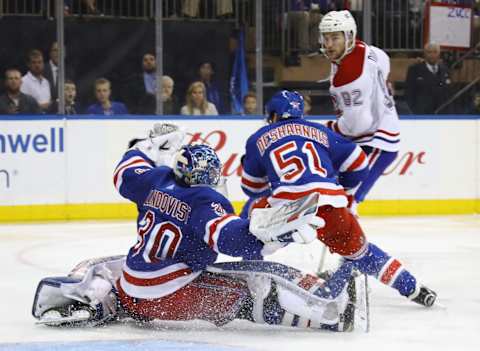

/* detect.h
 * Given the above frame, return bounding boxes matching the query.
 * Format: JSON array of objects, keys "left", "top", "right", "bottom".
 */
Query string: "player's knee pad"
[{"left": 316, "top": 206, "right": 367, "bottom": 257}]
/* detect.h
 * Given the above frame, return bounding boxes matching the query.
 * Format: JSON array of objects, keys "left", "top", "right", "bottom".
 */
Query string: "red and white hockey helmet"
[{"left": 319, "top": 10, "right": 357, "bottom": 60}]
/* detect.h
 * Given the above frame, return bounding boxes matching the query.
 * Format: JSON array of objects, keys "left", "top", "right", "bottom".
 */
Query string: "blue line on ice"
[{"left": 0, "top": 340, "right": 254, "bottom": 351}]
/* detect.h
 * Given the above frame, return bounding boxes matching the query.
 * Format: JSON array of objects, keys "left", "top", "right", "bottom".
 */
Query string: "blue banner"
[{"left": 230, "top": 30, "right": 249, "bottom": 114}]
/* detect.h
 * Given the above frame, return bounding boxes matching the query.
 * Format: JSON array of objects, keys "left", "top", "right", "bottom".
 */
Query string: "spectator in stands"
[
  {"left": 182, "top": 0, "right": 233, "bottom": 18},
  {"left": 64, "top": 1, "right": 73, "bottom": 15},
  {"left": 64, "top": 0, "right": 97, "bottom": 15},
  {"left": 127, "top": 53, "right": 157, "bottom": 114},
  {"left": 86, "top": 78, "right": 128, "bottom": 115},
  {"left": 44, "top": 42, "right": 59, "bottom": 102},
  {"left": 21, "top": 49, "right": 51, "bottom": 112},
  {"left": 180, "top": 81, "right": 218, "bottom": 115},
  {"left": 467, "top": 91, "right": 480, "bottom": 114},
  {"left": 405, "top": 43, "right": 451, "bottom": 114},
  {"left": 242, "top": 91, "right": 257, "bottom": 115},
  {"left": 197, "top": 61, "right": 224, "bottom": 113},
  {"left": 0, "top": 69, "right": 41, "bottom": 115},
  {"left": 64, "top": 80, "right": 80, "bottom": 115},
  {"left": 48, "top": 79, "right": 81, "bottom": 115},
  {"left": 303, "top": 94, "right": 312, "bottom": 115},
  {"left": 287, "top": 1, "right": 336, "bottom": 55},
  {"left": 162, "top": 75, "right": 179, "bottom": 115}
]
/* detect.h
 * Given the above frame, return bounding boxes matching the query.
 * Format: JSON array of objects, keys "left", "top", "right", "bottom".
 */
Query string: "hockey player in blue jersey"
[
  {"left": 241, "top": 90, "right": 437, "bottom": 308},
  {"left": 32, "top": 123, "right": 365, "bottom": 331}
]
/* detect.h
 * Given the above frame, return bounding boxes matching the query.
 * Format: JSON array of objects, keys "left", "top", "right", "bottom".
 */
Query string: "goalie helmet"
[
  {"left": 265, "top": 90, "right": 304, "bottom": 124},
  {"left": 173, "top": 144, "right": 221, "bottom": 187},
  {"left": 319, "top": 10, "right": 357, "bottom": 60}
]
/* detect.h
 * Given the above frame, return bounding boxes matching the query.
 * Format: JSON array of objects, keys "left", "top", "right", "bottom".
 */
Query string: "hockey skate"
[{"left": 409, "top": 285, "right": 437, "bottom": 307}]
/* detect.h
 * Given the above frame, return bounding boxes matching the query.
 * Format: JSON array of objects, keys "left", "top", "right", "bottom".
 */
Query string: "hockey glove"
[
  {"left": 129, "top": 123, "right": 186, "bottom": 167},
  {"left": 249, "top": 193, "right": 325, "bottom": 244}
]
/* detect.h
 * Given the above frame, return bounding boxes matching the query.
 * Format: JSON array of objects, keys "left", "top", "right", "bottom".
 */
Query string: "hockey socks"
[
  {"left": 314, "top": 261, "right": 354, "bottom": 299},
  {"left": 354, "top": 148, "right": 397, "bottom": 203},
  {"left": 348, "top": 243, "right": 417, "bottom": 297}
]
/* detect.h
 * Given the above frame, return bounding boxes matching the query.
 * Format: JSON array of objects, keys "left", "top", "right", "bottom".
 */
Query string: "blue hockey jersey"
[
  {"left": 113, "top": 150, "right": 264, "bottom": 299},
  {"left": 241, "top": 118, "right": 368, "bottom": 206}
]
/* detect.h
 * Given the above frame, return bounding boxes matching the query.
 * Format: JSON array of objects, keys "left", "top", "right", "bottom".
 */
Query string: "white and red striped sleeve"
[
  {"left": 113, "top": 155, "right": 154, "bottom": 192},
  {"left": 204, "top": 214, "right": 240, "bottom": 253},
  {"left": 240, "top": 169, "right": 270, "bottom": 196},
  {"left": 112, "top": 151, "right": 157, "bottom": 204},
  {"left": 199, "top": 209, "right": 263, "bottom": 259},
  {"left": 338, "top": 145, "right": 368, "bottom": 173}
]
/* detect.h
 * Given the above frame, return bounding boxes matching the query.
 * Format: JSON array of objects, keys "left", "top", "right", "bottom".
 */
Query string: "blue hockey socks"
[
  {"left": 355, "top": 148, "right": 397, "bottom": 203},
  {"left": 348, "top": 243, "right": 417, "bottom": 297}
]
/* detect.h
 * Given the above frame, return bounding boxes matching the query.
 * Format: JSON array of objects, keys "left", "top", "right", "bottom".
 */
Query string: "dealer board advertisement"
[{"left": 1, "top": 116, "right": 478, "bottom": 218}]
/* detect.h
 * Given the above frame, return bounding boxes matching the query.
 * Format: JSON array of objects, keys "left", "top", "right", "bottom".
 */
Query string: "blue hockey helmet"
[
  {"left": 173, "top": 144, "right": 221, "bottom": 187},
  {"left": 265, "top": 90, "right": 304, "bottom": 124}
]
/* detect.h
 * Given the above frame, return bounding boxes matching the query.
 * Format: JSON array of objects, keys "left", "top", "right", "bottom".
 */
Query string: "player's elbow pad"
[
  {"left": 240, "top": 185, "right": 271, "bottom": 199},
  {"left": 219, "top": 235, "right": 263, "bottom": 260},
  {"left": 338, "top": 168, "right": 368, "bottom": 189}
]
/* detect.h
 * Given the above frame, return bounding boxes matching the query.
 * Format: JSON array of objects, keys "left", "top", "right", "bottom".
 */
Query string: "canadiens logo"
[{"left": 211, "top": 202, "right": 226, "bottom": 216}]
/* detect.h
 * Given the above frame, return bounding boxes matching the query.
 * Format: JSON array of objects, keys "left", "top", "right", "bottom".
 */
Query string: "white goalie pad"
[
  {"left": 32, "top": 255, "right": 126, "bottom": 324},
  {"left": 207, "top": 261, "right": 369, "bottom": 331},
  {"left": 207, "top": 261, "right": 347, "bottom": 326},
  {"left": 275, "top": 282, "right": 349, "bottom": 326},
  {"left": 249, "top": 193, "right": 325, "bottom": 244}
]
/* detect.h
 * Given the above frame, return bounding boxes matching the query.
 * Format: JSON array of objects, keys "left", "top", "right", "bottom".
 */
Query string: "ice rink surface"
[{"left": 0, "top": 215, "right": 479, "bottom": 351}]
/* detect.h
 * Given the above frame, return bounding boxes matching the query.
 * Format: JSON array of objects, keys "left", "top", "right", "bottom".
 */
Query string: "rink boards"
[{"left": 0, "top": 115, "right": 479, "bottom": 221}]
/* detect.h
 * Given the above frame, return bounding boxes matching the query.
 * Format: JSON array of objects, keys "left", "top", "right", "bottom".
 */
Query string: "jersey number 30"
[
  {"left": 132, "top": 210, "right": 183, "bottom": 263},
  {"left": 270, "top": 141, "right": 327, "bottom": 182}
]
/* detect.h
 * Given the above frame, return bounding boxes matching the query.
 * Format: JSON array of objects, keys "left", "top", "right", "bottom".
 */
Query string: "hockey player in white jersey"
[{"left": 319, "top": 10, "right": 400, "bottom": 214}]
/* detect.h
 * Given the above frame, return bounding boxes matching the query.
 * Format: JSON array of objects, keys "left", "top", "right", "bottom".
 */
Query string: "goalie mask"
[
  {"left": 173, "top": 144, "right": 221, "bottom": 187},
  {"left": 265, "top": 90, "right": 304, "bottom": 124}
]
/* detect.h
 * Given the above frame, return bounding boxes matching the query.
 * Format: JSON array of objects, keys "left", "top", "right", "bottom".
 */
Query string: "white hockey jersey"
[{"left": 327, "top": 41, "right": 400, "bottom": 152}]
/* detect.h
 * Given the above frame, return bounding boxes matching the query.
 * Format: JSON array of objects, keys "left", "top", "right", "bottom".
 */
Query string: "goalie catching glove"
[
  {"left": 128, "top": 123, "right": 186, "bottom": 167},
  {"left": 249, "top": 193, "right": 325, "bottom": 244}
]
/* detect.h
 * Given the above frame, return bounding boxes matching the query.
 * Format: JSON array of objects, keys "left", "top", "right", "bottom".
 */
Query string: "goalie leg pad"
[
  {"left": 208, "top": 261, "right": 349, "bottom": 327},
  {"left": 117, "top": 272, "right": 250, "bottom": 326},
  {"left": 32, "top": 276, "right": 83, "bottom": 319},
  {"left": 315, "top": 206, "right": 367, "bottom": 257}
]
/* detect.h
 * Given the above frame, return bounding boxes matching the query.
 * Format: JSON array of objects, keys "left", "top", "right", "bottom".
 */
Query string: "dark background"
[{"left": 0, "top": 17, "right": 233, "bottom": 112}]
